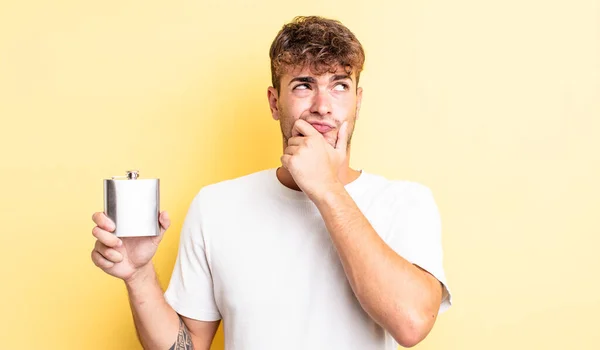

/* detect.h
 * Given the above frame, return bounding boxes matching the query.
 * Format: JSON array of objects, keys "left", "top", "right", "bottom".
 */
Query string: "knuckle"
[
  {"left": 94, "top": 240, "right": 105, "bottom": 252},
  {"left": 94, "top": 212, "right": 106, "bottom": 224},
  {"left": 100, "top": 258, "right": 114, "bottom": 269},
  {"left": 91, "top": 250, "right": 111, "bottom": 268},
  {"left": 105, "top": 249, "right": 121, "bottom": 262},
  {"left": 95, "top": 229, "right": 118, "bottom": 247},
  {"left": 94, "top": 249, "right": 115, "bottom": 268},
  {"left": 91, "top": 250, "right": 98, "bottom": 266}
]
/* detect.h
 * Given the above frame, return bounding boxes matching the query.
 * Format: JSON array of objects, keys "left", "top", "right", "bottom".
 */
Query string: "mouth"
[{"left": 309, "top": 122, "right": 335, "bottom": 134}]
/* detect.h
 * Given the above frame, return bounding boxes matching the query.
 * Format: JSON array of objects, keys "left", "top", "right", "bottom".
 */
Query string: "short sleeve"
[
  {"left": 164, "top": 190, "right": 222, "bottom": 321},
  {"left": 386, "top": 184, "right": 452, "bottom": 314}
]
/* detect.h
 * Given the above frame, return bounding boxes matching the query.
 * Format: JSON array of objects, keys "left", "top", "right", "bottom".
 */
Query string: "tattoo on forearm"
[{"left": 168, "top": 317, "right": 194, "bottom": 350}]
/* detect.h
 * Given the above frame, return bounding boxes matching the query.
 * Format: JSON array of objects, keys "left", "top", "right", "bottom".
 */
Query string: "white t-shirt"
[{"left": 164, "top": 168, "right": 452, "bottom": 350}]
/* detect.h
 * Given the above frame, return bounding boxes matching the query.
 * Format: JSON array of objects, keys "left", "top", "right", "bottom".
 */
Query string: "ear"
[
  {"left": 267, "top": 86, "right": 280, "bottom": 121},
  {"left": 355, "top": 87, "right": 363, "bottom": 120}
]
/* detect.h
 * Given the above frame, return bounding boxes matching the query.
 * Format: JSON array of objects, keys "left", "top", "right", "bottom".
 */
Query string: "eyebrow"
[
  {"left": 331, "top": 74, "right": 353, "bottom": 82},
  {"left": 288, "top": 74, "right": 353, "bottom": 86},
  {"left": 288, "top": 76, "right": 316, "bottom": 86}
]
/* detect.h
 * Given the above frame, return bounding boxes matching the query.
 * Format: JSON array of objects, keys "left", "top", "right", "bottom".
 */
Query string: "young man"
[{"left": 91, "top": 16, "right": 452, "bottom": 350}]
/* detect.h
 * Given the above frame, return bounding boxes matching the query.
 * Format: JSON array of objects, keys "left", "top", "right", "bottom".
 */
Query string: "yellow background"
[{"left": 1, "top": 0, "right": 598, "bottom": 349}]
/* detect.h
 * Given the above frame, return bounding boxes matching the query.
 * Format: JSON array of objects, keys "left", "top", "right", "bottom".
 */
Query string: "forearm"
[
  {"left": 125, "top": 263, "right": 189, "bottom": 350},
  {"left": 313, "top": 185, "right": 440, "bottom": 346}
]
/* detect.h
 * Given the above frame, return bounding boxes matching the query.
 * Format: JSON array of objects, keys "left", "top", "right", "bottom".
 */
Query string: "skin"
[
  {"left": 268, "top": 65, "right": 363, "bottom": 193},
  {"left": 91, "top": 213, "right": 219, "bottom": 350},
  {"left": 268, "top": 65, "right": 444, "bottom": 347},
  {"left": 90, "top": 63, "right": 443, "bottom": 349}
]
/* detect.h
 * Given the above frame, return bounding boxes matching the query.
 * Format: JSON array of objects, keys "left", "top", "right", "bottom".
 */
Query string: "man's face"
[{"left": 268, "top": 65, "right": 363, "bottom": 149}]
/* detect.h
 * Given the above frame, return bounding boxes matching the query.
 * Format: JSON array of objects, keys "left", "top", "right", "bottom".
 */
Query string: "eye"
[
  {"left": 333, "top": 83, "right": 349, "bottom": 91},
  {"left": 293, "top": 83, "right": 310, "bottom": 90}
]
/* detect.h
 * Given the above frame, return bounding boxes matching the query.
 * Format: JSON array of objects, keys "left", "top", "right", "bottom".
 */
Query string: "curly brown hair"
[{"left": 269, "top": 16, "right": 365, "bottom": 92}]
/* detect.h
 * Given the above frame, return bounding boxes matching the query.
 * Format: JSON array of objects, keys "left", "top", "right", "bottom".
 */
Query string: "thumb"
[
  {"left": 335, "top": 122, "right": 349, "bottom": 152},
  {"left": 152, "top": 211, "right": 170, "bottom": 245},
  {"left": 158, "top": 211, "right": 171, "bottom": 236}
]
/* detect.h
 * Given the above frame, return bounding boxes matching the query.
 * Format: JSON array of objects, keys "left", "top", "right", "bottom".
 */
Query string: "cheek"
[
  {"left": 286, "top": 94, "right": 313, "bottom": 112},
  {"left": 280, "top": 102, "right": 309, "bottom": 123},
  {"left": 332, "top": 94, "right": 356, "bottom": 110},
  {"left": 277, "top": 107, "right": 298, "bottom": 136}
]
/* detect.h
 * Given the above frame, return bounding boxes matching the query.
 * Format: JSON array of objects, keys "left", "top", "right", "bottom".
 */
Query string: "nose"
[{"left": 310, "top": 89, "right": 332, "bottom": 116}]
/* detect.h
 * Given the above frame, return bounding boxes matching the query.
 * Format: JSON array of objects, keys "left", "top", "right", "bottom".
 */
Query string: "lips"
[{"left": 309, "top": 122, "right": 334, "bottom": 134}]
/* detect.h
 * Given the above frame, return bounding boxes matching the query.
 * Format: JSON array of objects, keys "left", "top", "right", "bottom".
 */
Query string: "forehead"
[{"left": 281, "top": 64, "right": 354, "bottom": 81}]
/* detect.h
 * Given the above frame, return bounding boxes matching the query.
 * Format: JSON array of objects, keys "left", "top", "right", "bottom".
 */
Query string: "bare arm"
[
  {"left": 279, "top": 119, "right": 445, "bottom": 347},
  {"left": 313, "top": 185, "right": 443, "bottom": 348},
  {"left": 125, "top": 263, "right": 220, "bottom": 350}
]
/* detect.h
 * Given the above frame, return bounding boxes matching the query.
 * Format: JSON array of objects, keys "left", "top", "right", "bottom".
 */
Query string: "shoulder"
[
  {"left": 360, "top": 172, "right": 436, "bottom": 209},
  {"left": 191, "top": 168, "right": 273, "bottom": 208}
]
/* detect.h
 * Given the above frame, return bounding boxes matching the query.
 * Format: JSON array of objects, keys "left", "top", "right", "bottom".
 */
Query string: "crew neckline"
[{"left": 268, "top": 167, "right": 369, "bottom": 201}]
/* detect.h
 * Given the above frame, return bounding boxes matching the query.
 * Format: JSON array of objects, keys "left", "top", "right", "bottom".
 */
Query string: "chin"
[{"left": 325, "top": 137, "right": 337, "bottom": 148}]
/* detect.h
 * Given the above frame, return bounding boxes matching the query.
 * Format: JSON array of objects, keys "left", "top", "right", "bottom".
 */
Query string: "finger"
[
  {"left": 151, "top": 211, "right": 171, "bottom": 245},
  {"left": 91, "top": 250, "right": 114, "bottom": 269},
  {"left": 92, "top": 212, "right": 116, "bottom": 232},
  {"left": 280, "top": 154, "right": 292, "bottom": 169},
  {"left": 284, "top": 145, "right": 300, "bottom": 155},
  {"left": 287, "top": 136, "right": 305, "bottom": 146},
  {"left": 92, "top": 226, "right": 122, "bottom": 248},
  {"left": 159, "top": 211, "right": 171, "bottom": 232},
  {"left": 94, "top": 240, "right": 124, "bottom": 263},
  {"left": 292, "top": 119, "right": 319, "bottom": 138},
  {"left": 335, "top": 121, "right": 349, "bottom": 152}
]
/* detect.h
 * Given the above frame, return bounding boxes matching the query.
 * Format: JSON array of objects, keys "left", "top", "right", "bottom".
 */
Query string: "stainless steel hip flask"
[{"left": 103, "top": 170, "right": 160, "bottom": 237}]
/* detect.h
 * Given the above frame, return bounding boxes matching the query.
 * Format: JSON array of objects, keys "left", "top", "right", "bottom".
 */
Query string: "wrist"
[
  {"left": 124, "top": 263, "right": 155, "bottom": 289},
  {"left": 311, "top": 181, "right": 346, "bottom": 207}
]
